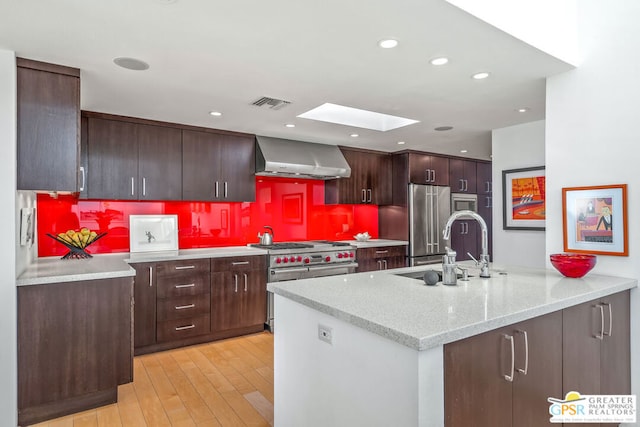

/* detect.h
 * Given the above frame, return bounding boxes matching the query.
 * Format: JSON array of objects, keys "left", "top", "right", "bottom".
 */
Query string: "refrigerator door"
[{"left": 409, "top": 184, "right": 451, "bottom": 259}]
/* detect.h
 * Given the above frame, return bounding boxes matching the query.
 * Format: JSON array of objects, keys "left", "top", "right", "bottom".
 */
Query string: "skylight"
[{"left": 297, "top": 103, "right": 419, "bottom": 132}]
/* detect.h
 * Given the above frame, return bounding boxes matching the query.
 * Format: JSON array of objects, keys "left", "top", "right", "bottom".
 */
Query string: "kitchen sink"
[{"left": 392, "top": 270, "right": 473, "bottom": 281}]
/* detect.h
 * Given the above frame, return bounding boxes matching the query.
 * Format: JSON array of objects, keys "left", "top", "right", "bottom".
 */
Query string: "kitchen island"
[{"left": 267, "top": 264, "right": 637, "bottom": 427}]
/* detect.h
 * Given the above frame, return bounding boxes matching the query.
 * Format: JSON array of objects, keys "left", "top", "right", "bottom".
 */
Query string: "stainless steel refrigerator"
[{"left": 408, "top": 184, "right": 451, "bottom": 266}]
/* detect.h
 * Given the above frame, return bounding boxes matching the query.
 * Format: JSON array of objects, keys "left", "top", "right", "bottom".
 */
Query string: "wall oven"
[
  {"left": 249, "top": 241, "right": 358, "bottom": 332},
  {"left": 451, "top": 193, "right": 478, "bottom": 213}
]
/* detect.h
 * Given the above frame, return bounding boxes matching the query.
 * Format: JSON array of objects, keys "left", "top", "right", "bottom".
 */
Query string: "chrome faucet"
[{"left": 442, "top": 210, "right": 491, "bottom": 278}]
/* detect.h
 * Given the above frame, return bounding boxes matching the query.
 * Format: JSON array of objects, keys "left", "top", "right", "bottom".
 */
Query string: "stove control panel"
[{"left": 270, "top": 249, "right": 356, "bottom": 268}]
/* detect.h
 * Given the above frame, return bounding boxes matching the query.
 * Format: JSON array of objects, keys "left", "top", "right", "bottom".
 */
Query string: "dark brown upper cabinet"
[
  {"left": 476, "top": 161, "right": 492, "bottom": 195},
  {"left": 84, "top": 115, "right": 182, "bottom": 200},
  {"left": 325, "top": 147, "right": 391, "bottom": 205},
  {"left": 449, "top": 158, "right": 477, "bottom": 193},
  {"left": 182, "top": 129, "right": 255, "bottom": 202},
  {"left": 408, "top": 152, "right": 449, "bottom": 186},
  {"left": 17, "top": 58, "right": 80, "bottom": 192}
]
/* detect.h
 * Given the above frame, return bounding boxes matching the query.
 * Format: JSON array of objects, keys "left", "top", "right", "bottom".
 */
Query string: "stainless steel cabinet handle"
[
  {"left": 464, "top": 179, "right": 468, "bottom": 192},
  {"left": 175, "top": 304, "right": 195, "bottom": 310},
  {"left": 232, "top": 261, "right": 250, "bottom": 266},
  {"left": 375, "top": 250, "right": 389, "bottom": 254},
  {"left": 367, "top": 189, "right": 372, "bottom": 203},
  {"left": 175, "top": 324, "right": 195, "bottom": 331},
  {"left": 486, "top": 181, "right": 491, "bottom": 193},
  {"left": 432, "top": 170, "right": 437, "bottom": 182},
  {"left": 79, "top": 166, "right": 85, "bottom": 192},
  {"left": 142, "top": 177, "right": 146, "bottom": 196},
  {"left": 224, "top": 181, "right": 228, "bottom": 198},
  {"left": 382, "top": 259, "right": 388, "bottom": 269},
  {"left": 362, "top": 189, "right": 366, "bottom": 203},
  {"left": 131, "top": 177, "right": 135, "bottom": 196},
  {"left": 425, "top": 169, "right": 430, "bottom": 182},
  {"left": 175, "top": 265, "right": 195, "bottom": 270},
  {"left": 234, "top": 274, "right": 238, "bottom": 293},
  {"left": 485, "top": 196, "right": 491, "bottom": 208},
  {"left": 215, "top": 181, "right": 219, "bottom": 198},
  {"left": 148, "top": 266, "right": 153, "bottom": 287},
  {"left": 175, "top": 283, "right": 195, "bottom": 289},
  {"left": 595, "top": 304, "right": 605, "bottom": 340},
  {"left": 504, "top": 334, "right": 515, "bottom": 382},
  {"left": 459, "top": 179, "right": 464, "bottom": 191},
  {"left": 516, "top": 330, "right": 529, "bottom": 375},
  {"left": 377, "top": 260, "right": 382, "bottom": 270},
  {"left": 604, "top": 302, "right": 613, "bottom": 337},
  {"left": 244, "top": 273, "right": 248, "bottom": 292}
]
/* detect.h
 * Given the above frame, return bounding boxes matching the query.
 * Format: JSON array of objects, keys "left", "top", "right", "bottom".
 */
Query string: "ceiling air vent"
[{"left": 251, "top": 96, "right": 291, "bottom": 110}]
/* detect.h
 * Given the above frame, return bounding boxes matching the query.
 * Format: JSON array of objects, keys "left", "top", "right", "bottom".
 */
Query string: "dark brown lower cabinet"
[
  {"left": 563, "top": 290, "right": 630, "bottom": 427},
  {"left": 17, "top": 277, "right": 133, "bottom": 426},
  {"left": 356, "top": 245, "right": 406, "bottom": 272},
  {"left": 445, "top": 311, "right": 562, "bottom": 427},
  {"left": 211, "top": 256, "right": 267, "bottom": 333}
]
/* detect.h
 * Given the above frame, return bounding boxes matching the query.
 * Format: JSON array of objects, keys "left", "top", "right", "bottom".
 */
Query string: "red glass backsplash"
[{"left": 37, "top": 177, "right": 379, "bottom": 257}]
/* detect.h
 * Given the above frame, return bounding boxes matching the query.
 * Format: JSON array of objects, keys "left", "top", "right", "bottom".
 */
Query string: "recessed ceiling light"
[
  {"left": 298, "top": 103, "right": 419, "bottom": 132},
  {"left": 460, "top": 149, "right": 468, "bottom": 153},
  {"left": 285, "top": 123, "right": 296, "bottom": 128},
  {"left": 378, "top": 39, "right": 398, "bottom": 49},
  {"left": 472, "top": 72, "right": 490, "bottom": 80},
  {"left": 517, "top": 107, "right": 530, "bottom": 113},
  {"left": 434, "top": 126, "right": 453, "bottom": 131},
  {"left": 350, "top": 133, "right": 359, "bottom": 138},
  {"left": 209, "top": 111, "right": 222, "bottom": 117},
  {"left": 397, "top": 141, "right": 406, "bottom": 145},
  {"left": 113, "top": 57, "right": 149, "bottom": 71},
  {"left": 430, "top": 57, "right": 449, "bottom": 66}
]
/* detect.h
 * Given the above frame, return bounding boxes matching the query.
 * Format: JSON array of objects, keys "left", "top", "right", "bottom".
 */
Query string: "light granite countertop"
[
  {"left": 338, "top": 239, "right": 408, "bottom": 248},
  {"left": 17, "top": 246, "right": 268, "bottom": 286},
  {"left": 267, "top": 263, "right": 638, "bottom": 351}
]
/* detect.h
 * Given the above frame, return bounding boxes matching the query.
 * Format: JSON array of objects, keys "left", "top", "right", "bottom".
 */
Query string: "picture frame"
[
  {"left": 562, "top": 184, "right": 628, "bottom": 256},
  {"left": 129, "top": 214, "right": 179, "bottom": 253},
  {"left": 502, "top": 166, "right": 546, "bottom": 230}
]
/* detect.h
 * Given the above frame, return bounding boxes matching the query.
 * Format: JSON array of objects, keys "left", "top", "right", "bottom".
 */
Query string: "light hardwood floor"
[{"left": 30, "top": 332, "right": 274, "bottom": 427}]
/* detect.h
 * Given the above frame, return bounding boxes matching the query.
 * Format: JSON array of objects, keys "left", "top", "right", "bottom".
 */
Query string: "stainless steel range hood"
[{"left": 255, "top": 136, "right": 351, "bottom": 179}]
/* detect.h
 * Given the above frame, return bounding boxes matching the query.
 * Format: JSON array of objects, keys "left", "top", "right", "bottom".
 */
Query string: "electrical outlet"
[{"left": 318, "top": 324, "right": 333, "bottom": 345}]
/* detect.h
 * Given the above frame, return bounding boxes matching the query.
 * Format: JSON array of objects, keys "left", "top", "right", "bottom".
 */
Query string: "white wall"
[
  {"left": 0, "top": 49, "right": 18, "bottom": 426},
  {"left": 545, "top": 1, "right": 640, "bottom": 421},
  {"left": 491, "top": 120, "right": 546, "bottom": 268},
  {"left": 16, "top": 191, "right": 37, "bottom": 276}
]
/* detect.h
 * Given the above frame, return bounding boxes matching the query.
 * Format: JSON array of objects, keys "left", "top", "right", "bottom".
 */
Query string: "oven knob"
[
  {"left": 337, "top": 253, "right": 343, "bottom": 259},
  {"left": 297, "top": 255, "right": 302, "bottom": 262},
  {"left": 283, "top": 257, "right": 289, "bottom": 263},
  {"left": 275, "top": 257, "right": 282, "bottom": 264},
  {"left": 343, "top": 252, "right": 349, "bottom": 258},
  {"left": 349, "top": 252, "right": 354, "bottom": 258},
  {"left": 290, "top": 256, "right": 296, "bottom": 263},
  {"left": 325, "top": 256, "right": 331, "bottom": 262},
  {"left": 304, "top": 257, "right": 310, "bottom": 264}
]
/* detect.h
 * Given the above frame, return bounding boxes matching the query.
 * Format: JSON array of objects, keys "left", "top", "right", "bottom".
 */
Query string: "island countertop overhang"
[{"left": 267, "top": 264, "right": 638, "bottom": 351}]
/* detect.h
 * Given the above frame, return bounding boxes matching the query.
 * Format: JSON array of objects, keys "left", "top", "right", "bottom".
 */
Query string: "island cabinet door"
[
  {"left": 445, "top": 310, "right": 562, "bottom": 427},
  {"left": 132, "top": 262, "right": 157, "bottom": 349}
]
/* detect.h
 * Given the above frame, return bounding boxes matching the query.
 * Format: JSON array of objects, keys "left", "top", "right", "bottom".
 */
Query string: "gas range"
[{"left": 255, "top": 240, "right": 358, "bottom": 332}]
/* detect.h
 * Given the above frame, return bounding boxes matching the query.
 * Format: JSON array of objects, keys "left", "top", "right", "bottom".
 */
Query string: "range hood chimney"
[{"left": 255, "top": 136, "right": 351, "bottom": 179}]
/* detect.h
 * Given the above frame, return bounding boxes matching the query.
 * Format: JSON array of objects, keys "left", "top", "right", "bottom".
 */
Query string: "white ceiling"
[{"left": 0, "top": 0, "right": 573, "bottom": 160}]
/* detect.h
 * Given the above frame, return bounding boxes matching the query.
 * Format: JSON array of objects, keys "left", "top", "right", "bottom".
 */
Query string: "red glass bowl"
[{"left": 550, "top": 253, "right": 597, "bottom": 278}]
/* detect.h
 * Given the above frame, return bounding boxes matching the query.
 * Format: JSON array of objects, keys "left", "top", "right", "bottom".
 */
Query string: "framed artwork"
[
  {"left": 129, "top": 214, "right": 178, "bottom": 253},
  {"left": 502, "top": 166, "right": 546, "bottom": 230},
  {"left": 562, "top": 184, "right": 628, "bottom": 256}
]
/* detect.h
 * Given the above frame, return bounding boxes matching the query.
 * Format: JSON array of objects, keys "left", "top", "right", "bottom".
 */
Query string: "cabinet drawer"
[
  {"left": 156, "top": 259, "right": 210, "bottom": 277},
  {"left": 157, "top": 314, "right": 210, "bottom": 342},
  {"left": 211, "top": 255, "right": 267, "bottom": 272},
  {"left": 156, "top": 274, "right": 209, "bottom": 298},
  {"left": 358, "top": 246, "right": 406, "bottom": 259},
  {"left": 157, "top": 294, "right": 210, "bottom": 321}
]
